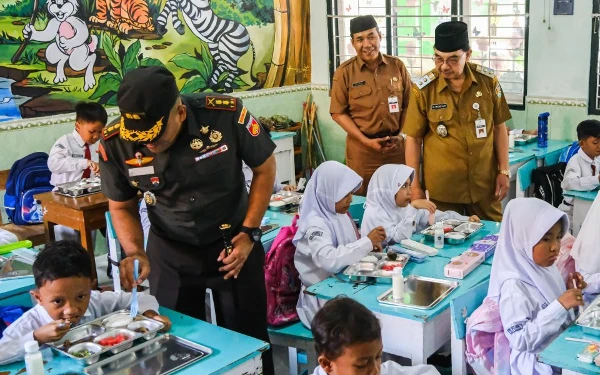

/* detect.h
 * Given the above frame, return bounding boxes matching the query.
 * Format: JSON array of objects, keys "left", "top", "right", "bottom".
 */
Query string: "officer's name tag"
[
  {"left": 388, "top": 96, "right": 399, "bottom": 113},
  {"left": 431, "top": 103, "right": 447, "bottom": 110},
  {"left": 128, "top": 166, "right": 155, "bottom": 177},
  {"left": 352, "top": 81, "right": 366, "bottom": 87},
  {"left": 72, "top": 154, "right": 84, "bottom": 158},
  {"left": 475, "top": 118, "right": 487, "bottom": 138}
]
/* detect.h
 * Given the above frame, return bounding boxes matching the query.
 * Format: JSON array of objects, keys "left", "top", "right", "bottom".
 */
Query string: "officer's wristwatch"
[
  {"left": 498, "top": 169, "right": 511, "bottom": 179},
  {"left": 240, "top": 226, "right": 263, "bottom": 242}
]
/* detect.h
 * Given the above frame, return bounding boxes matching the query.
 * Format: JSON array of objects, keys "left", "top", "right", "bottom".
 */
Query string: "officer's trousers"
[{"left": 146, "top": 230, "right": 274, "bottom": 375}]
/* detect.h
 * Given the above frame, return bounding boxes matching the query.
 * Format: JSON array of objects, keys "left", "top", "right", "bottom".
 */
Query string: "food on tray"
[
  {"left": 445, "top": 232, "right": 466, "bottom": 240},
  {"left": 443, "top": 225, "right": 453, "bottom": 233},
  {"left": 357, "top": 262, "right": 376, "bottom": 272},
  {"left": 380, "top": 261, "right": 404, "bottom": 271},
  {"left": 134, "top": 327, "right": 149, "bottom": 334},
  {"left": 72, "top": 349, "right": 92, "bottom": 358},
  {"left": 103, "top": 315, "right": 133, "bottom": 328},
  {"left": 63, "top": 340, "right": 72, "bottom": 348},
  {"left": 361, "top": 255, "right": 379, "bottom": 263},
  {"left": 98, "top": 334, "right": 127, "bottom": 347}
]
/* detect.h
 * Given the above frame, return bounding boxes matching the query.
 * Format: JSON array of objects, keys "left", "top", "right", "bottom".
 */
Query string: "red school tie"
[{"left": 82, "top": 143, "right": 91, "bottom": 179}]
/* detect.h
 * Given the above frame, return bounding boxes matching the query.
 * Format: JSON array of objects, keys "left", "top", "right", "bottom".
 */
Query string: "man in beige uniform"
[
  {"left": 330, "top": 15, "right": 411, "bottom": 196},
  {"left": 403, "top": 21, "right": 511, "bottom": 221}
]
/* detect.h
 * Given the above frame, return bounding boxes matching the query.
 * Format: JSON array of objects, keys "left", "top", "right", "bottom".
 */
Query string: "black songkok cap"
[
  {"left": 435, "top": 21, "right": 469, "bottom": 52},
  {"left": 350, "top": 15, "right": 378, "bottom": 35}
]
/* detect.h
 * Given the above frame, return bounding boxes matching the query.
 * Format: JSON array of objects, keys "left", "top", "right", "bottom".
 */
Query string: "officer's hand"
[
  {"left": 218, "top": 232, "right": 254, "bottom": 280},
  {"left": 381, "top": 136, "right": 402, "bottom": 152},
  {"left": 119, "top": 253, "right": 150, "bottom": 291},
  {"left": 362, "top": 138, "right": 387, "bottom": 152},
  {"left": 468, "top": 215, "right": 481, "bottom": 223},
  {"left": 495, "top": 173, "right": 510, "bottom": 201}
]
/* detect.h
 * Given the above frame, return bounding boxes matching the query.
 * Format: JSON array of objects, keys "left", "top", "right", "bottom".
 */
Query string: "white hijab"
[
  {"left": 488, "top": 198, "right": 568, "bottom": 305},
  {"left": 571, "top": 193, "right": 600, "bottom": 274},
  {"left": 292, "top": 161, "right": 362, "bottom": 247},
  {"left": 361, "top": 164, "right": 414, "bottom": 235}
]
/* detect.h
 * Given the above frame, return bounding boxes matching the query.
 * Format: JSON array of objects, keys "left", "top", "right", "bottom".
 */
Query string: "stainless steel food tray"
[
  {"left": 84, "top": 334, "right": 212, "bottom": 375},
  {"left": 54, "top": 177, "right": 102, "bottom": 197},
  {"left": 377, "top": 275, "right": 459, "bottom": 309},
  {"left": 421, "top": 220, "right": 484, "bottom": 244},
  {"left": 343, "top": 252, "right": 410, "bottom": 284},
  {"left": 514, "top": 134, "right": 538, "bottom": 145},
  {"left": 576, "top": 298, "right": 600, "bottom": 337},
  {"left": 48, "top": 310, "right": 164, "bottom": 365}
]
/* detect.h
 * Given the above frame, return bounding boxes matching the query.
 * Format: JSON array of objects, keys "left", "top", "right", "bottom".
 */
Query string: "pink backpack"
[{"left": 265, "top": 215, "right": 301, "bottom": 326}]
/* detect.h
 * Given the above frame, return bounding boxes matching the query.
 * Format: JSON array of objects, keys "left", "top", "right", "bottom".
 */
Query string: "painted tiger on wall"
[{"left": 89, "top": 0, "right": 155, "bottom": 34}]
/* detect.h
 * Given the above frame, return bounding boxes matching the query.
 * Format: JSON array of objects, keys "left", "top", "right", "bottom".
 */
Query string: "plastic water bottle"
[
  {"left": 392, "top": 267, "right": 404, "bottom": 301},
  {"left": 24, "top": 341, "right": 45, "bottom": 375},
  {"left": 508, "top": 132, "right": 515, "bottom": 148},
  {"left": 538, "top": 112, "right": 550, "bottom": 148},
  {"left": 434, "top": 222, "right": 445, "bottom": 249}
]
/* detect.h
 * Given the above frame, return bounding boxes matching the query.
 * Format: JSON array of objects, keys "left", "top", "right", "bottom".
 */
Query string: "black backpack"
[{"left": 531, "top": 162, "right": 566, "bottom": 208}]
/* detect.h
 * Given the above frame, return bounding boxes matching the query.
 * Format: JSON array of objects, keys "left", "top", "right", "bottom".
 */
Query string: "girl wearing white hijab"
[
  {"left": 571, "top": 193, "right": 600, "bottom": 299},
  {"left": 293, "top": 161, "right": 386, "bottom": 328},
  {"left": 488, "top": 198, "right": 585, "bottom": 375},
  {"left": 360, "top": 164, "right": 479, "bottom": 244}
]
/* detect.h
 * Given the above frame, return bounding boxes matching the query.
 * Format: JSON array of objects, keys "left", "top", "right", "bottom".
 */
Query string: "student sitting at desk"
[
  {"left": 559, "top": 120, "right": 600, "bottom": 224},
  {"left": 310, "top": 297, "right": 440, "bottom": 375},
  {"left": 361, "top": 164, "right": 479, "bottom": 244},
  {"left": 571, "top": 193, "right": 600, "bottom": 301},
  {"left": 487, "top": 198, "right": 585, "bottom": 375},
  {"left": 0, "top": 240, "right": 171, "bottom": 365},
  {"left": 293, "top": 161, "right": 386, "bottom": 328},
  {"left": 48, "top": 102, "right": 107, "bottom": 242}
]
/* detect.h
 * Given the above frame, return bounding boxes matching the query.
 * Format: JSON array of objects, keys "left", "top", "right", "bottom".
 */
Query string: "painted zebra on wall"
[{"left": 156, "top": 0, "right": 254, "bottom": 92}]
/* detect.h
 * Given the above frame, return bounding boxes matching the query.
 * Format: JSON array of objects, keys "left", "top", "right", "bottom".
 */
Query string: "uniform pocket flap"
[
  {"left": 427, "top": 107, "right": 453, "bottom": 123},
  {"left": 350, "top": 86, "right": 372, "bottom": 99}
]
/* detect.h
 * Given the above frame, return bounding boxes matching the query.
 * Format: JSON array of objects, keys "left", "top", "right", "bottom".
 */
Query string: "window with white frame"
[
  {"left": 590, "top": 8, "right": 600, "bottom": 114},
  {"left": 327, "top": 0, "right": 528, "bottom": 106}
]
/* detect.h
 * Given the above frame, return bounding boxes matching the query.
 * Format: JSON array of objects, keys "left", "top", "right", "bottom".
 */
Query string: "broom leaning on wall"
[{"left": 301, "top": 94, "right": 326, "bottom": 180}]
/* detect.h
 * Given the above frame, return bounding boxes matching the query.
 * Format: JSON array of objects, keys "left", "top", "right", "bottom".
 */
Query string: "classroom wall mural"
[{"left": 0, "top": 0, "right": 311, "bottom": 122}]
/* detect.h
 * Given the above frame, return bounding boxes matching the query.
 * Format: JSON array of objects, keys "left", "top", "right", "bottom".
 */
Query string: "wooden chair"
[
  {"left": 0, "top": 169, "right": 46, "bottom": 246},
  {"left": 449, "top": 279, "right": 490, "bottom": 375}
]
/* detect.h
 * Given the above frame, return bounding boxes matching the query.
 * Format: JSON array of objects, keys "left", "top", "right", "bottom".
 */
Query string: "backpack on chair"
[
  {"left": 265, "top": 215, "right": 301, "bottom": 326},
  {"left": 4, "top": 152, "right": 53, "bottom": 225},
  {"left": 531, "top": 162, "right": 566, "bottom": 208}
]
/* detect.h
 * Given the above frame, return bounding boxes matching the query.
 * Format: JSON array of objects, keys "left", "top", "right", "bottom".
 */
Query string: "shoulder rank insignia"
[
  {"left": 102, "top": 122, "right": 121, "bottom": 140},
  {"left": 473, "top": 63, "right": 495, "bottom": 78},
  {"left": 206, "top": 96, "right": 236, "bottom": 111},
  {"left": 411, "top": 86, "right": 420, "bottom": 99},
  {"left": 416, "top": 70, "right": 438, "bottom": 89}
]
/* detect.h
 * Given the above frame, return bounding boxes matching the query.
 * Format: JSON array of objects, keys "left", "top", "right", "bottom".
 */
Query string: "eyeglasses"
[{"left": 432, "top": 52, "right": 465, "bottom": 67}]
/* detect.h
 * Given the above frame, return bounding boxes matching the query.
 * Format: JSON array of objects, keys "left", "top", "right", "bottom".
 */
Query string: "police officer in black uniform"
[{"left": 98, "top": 66, "right": 276, "bottom": 374}]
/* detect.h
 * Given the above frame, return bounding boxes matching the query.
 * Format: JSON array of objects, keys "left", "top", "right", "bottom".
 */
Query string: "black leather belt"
[{"left": 365, "top": 129, "right": 400, "bottom": 139}]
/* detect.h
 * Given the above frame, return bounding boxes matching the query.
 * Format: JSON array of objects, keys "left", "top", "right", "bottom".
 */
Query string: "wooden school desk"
[
  {"left": 307, "top": 237, "right": 492, "bottom": 368},
  {"left": 0, "top": 307, "right": 269, "bottom": 375},
  {"left": 563, "top": 189, "right": 598, "bottom": 237},
  {"left": 34, "top": 191, "right": 108, "bottom": 281}
]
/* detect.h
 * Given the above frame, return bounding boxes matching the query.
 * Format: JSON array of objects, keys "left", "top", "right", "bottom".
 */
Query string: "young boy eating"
[{"left": 0, "top": 240, "right": 171, "bottom": 364}]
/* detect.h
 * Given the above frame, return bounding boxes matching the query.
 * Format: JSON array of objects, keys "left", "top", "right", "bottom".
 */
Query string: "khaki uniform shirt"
[
  {"left": 403, "top": 62, "right": 512, "bottom": 204},
  {"left": 330, "top": 54, "right": 412, "bottom": 136}
]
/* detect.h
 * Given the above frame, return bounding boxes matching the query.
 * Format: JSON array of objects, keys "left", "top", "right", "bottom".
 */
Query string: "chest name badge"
[
  {"left": 475, "top": 118, "right": 487, "bottom": 138},
  {"left": 128, "top": 166, "right": 155, "bottom": 177},
  {"left": 352, "top": 81, "right": 366, "bottom": 87},
  {"left": 431, "top": 103, "right": 448, "bottom": 110},
  {"left": 388, "top": 96, "right": 399, "bottom": 113},
  {"left": 195, "top": 145, "right": 229, "bottom": 162}
]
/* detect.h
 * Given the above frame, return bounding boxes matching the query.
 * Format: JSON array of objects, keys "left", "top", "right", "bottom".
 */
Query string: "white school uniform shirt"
[
  {"left": 292, "top": 161, "right": 371, "bottom": 328},
  {"left": 360, "top": 164, "right": 467, "bottom": 244},
  {"left": 572, "top": 192, "right": 600, "bottom": 296},
  {"left": 310, "top": 361, "right": 440, "bottom": 375},
  {"left": 48, "top": 130, "right": 99, "bottom": 187},
  {"left": 487, "top": 198, "right": 571, "bottom": 375},
  {"left": 560, "top": 149, "right": 600, "bottom": 209},
  {"left": 0, "top": 290, "right": 159, "bottom": 365},
  {"left": 242, "top": 163, "right": 284, "bottom": 193}
]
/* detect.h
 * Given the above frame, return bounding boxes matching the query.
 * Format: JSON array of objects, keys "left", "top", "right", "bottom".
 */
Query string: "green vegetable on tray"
[{"left": 72, "top": 349, "right": 92, "bottom": 358}]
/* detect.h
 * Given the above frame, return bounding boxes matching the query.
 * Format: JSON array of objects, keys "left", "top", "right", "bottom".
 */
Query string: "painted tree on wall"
[{"left": 0, "top": 0, "right": 311, "bottom": 122}]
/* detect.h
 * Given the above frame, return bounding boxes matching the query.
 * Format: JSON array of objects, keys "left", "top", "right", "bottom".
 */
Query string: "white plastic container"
[
  {"left": 392, "top": 267, "right": 404, "bottom": 301},
  {"left": 434, "top": 222, "right": 445, "bottom": 249},
  {"left": 508, "top": 132, "right": 515, "bottom": 148},
  {"left": 24, "top": 340, "right": 45, "bottom": 375}
]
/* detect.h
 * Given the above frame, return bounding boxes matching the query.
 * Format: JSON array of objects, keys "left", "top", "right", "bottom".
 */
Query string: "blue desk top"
[
  {"left": 509, "top": 139, "right": 572, "bottom": 165},
  {"left": 538, "top": 324, "right": 599, "bottom": 375},
  {"left": 307, "top": 256, "right": 491, "bottom": 323},
  {"left": 0, "top": 308, "right": 269, "bottom": 375},
  {"left": 410, "top": 220, "right": 500, "bottom": 265},
  {"left": 563, "top": 189, "right": 598, "bottom": 202},
  {"left": 270, "top": 131, "right": 295, "bottom": 141},
  {"left": 0, "top": 276, "right": 35, "bottom": 300}
]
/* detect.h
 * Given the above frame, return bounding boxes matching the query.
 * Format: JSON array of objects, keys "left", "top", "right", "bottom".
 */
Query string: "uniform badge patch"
[
  {"left": 143, "top": 191, "right": 157, "bottom": 206},
  {"left": 309, "top": 231, "right": 323, "bottom": 240},
  {"left": 246, "top": 116, "right": 261, "bottom": 137},
  {"left": 102, "top": 122, "right": 121, "bottom": 140},
  {"left": 98, "top": 143, "right": 108, "bottom": 162},
  {"left": 209, "top": 130, "right": 223, "bottom": 143},
  {"left": 190, "top": 138, "right": 204, "bottom": 150},
  {"left": 55, "top": 143, "right": 66, "bottom": 150},
  {"left": 151, "top": 176, "right": 160, "bottom": 186},
  {"left": 200, "top": 125, "right": 210, "bottom": 135},
  {"left": 431, "top": 103, "right": 447, "bottom": 110},
  {"left": 238, "top": 107, "right": 248, "bottom": 124},
  {"left": 195, "top": 144, "right": 229, "bottom": 162},
  {"left": 125, "top": 152, "right": 154, "bottom": 167},
  {"left": 206, "top": 96, "right": 236, "bottom": 111},
  {"left": 130, "top": 180, "right": 139, "bottom": 187}
]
